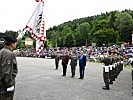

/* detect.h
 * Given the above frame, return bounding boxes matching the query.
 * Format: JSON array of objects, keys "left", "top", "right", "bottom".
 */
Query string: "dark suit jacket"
[{"left": 79, "top": 55, "right": 86, "bottom": 68}]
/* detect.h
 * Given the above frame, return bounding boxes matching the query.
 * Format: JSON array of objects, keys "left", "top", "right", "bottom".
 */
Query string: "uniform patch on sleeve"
[{"left": 7, "top": 60, "right": 11, "bottom": 64}]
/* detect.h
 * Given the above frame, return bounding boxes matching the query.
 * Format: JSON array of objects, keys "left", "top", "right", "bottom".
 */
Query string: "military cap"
[{"left": 4, "top": 36, "right": 17, "bottom": 43}]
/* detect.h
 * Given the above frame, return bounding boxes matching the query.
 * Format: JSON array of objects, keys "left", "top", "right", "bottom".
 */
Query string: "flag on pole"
[
  {"left": 18, "top": 0, "right": 46, "bottom": 56},
  {"left": 35, "top": 0, "right": 40, "bottom": 2},
  {"left": 35, "top": 0, "right": 44, "bottom": 3}
]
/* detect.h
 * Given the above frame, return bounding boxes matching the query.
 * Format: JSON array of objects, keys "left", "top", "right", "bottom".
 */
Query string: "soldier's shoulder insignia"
[{"left": 7, "top": 59, "right": 11, "bottom": 64}]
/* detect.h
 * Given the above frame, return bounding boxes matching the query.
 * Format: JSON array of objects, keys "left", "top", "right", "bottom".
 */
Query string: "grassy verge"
[{"left": 124, "top": 65, "right": 132, "bottom": 69}]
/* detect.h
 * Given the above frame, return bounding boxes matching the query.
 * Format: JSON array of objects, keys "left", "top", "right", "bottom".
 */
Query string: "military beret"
[{"left": 4, "top": 36, "right": 17, "bottom": 43}]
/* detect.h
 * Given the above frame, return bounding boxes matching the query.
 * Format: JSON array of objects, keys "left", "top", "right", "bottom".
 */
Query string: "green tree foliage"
[
  {"left": 46, "top": 9, "right": 133, "bottom": 47},
  {"left": 114, "top": 12, "right": 133, "bottom": 42},
  {"left": 93, "top": 28, "right": 119, "bottom": 46},
  {"left": 64, "top": 33, "right": 75, "bottom": 47}
]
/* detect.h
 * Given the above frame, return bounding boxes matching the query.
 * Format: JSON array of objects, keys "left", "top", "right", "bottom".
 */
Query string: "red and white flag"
[
  {"left": 18, "top": 0, "right": 46, "bottom": 56},
  {"left": 35, "top": 0, "right": 40, "bottom": 2}
]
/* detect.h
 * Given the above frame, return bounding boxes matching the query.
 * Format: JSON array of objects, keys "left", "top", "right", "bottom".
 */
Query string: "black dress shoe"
[
  {"left": 109, "top": 81, "right": 113, "bottom": 84},
  {"left": 78, "top": 78, "right": 82, "bottom": 79},
  {"left": 71, "top": 76, "right": 74, "bottom": 78},
  {"left": 102, "top": 86, "right": 110, "bottom": 90},
  {"left": 62, "top": 75, "right": 66, "bottom": 76},
  {"left": 113, "top": 78, "right": 115, "bottom": 81}
]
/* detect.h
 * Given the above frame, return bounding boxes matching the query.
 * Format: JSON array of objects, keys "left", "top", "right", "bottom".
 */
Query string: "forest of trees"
[
  {"left": 1, "top": 9, "right": 133, "bottom": 48},
  {"left": 46, "top": 9, "right": 133, "bottom": 47}
]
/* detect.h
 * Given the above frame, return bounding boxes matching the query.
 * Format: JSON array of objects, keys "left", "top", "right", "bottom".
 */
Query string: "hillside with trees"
[
  {"left": 1, "top": 9, "right": 133, "bottom": 48},
  {"left": 46, "top": 9, "right": 133, "bottom": 47}
]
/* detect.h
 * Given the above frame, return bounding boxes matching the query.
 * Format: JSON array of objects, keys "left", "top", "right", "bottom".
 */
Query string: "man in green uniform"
[
  {"left": 0, "top": 36, "right": 18, "bottom": 100},
  {"left": 101, "top": 53, "right": 111, "bottom": 90},
  {"left": 54, "top": 50, "right": 60, "bottom": 70},
  {"left": 70, "top": 51, "right": 77, "bottom": 78}
]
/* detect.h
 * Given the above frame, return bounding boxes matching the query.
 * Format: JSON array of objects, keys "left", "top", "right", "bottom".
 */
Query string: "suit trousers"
[{"left": 79, "top": 67, "right": 85, "bottom": 79}]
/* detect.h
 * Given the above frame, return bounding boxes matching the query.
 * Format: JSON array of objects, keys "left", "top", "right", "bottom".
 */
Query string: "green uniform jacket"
[{"left": 0, "top": 47, "right": 18, "bottom": 88}]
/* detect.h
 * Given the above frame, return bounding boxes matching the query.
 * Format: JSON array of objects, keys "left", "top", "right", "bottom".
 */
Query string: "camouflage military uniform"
[
  {"left": 70, "top": 54, "right": 77, "bottom": 77},
  {"left": 55, "top": 54, "right": 60, "bottom": 70},
  {"left": 0, "top": 47, "right": 18, "bottom": 100},
  {"left": 102, "top": 55, "right": 111, "bottom": 90}
]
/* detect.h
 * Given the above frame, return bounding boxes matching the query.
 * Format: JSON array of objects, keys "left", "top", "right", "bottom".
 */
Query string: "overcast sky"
[{"left": 0, "top": 0, "right": 132, "bottom": 32}]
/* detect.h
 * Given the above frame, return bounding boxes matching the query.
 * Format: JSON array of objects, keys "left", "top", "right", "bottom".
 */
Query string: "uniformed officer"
[
  {"left": 109, "top": 51, "right": 114, "bottom": 84},
  {"left": 70, "top": 51, "right": 77, "bottom": 78},
  {"left": 128, "top": 56, "right": 133, "bottom": 95},
  {"left": 61, "top": 51, "right": 69, "bottom": 76},
  {"left": 101, "top": 52, "right": 111, "bottom": 90},
  {"left": 54, "top": 50, "right": 60, "bottom": 70},
  {"left": 0, "top": 36, "right": 18, "bottom": 100}
]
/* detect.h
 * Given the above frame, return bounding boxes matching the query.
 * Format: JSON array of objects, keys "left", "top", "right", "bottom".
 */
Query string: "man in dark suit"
[{"left": 78, "top": 50, "right": 86, "bottom": 79}]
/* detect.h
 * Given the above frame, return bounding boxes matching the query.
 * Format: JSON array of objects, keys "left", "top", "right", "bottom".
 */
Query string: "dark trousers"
[
  {"left": 62, "top": 64, "right": 67, "bottom": 76},
  {"left": 109, "top": 70, "right": 113, "bottom": 83},
  {"left": 131, "top": 68, "right": 133, "bottom": 90},
  {"left": 103, "top": 68, "right": 109, "bottom": 86},
  {"left": 71, "top": 66, "right": 76, "bottom": 77},
  {"left": 55, "top": 61, "right": 59, "bottom": 69},
  {"left": 79, "top": 67, "right": 85, "bottom": 79},
  {"left": 0, "top": 85, "right": 14, "bottom": 100}
]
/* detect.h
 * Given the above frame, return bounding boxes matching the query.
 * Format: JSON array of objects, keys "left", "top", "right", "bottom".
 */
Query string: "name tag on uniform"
[
  {"left": 104, "top": 66, "right": 109, "bottom": 72},
  {"left": 113, "top": 64, "right": 115, "bottom": 68},
  {"left": 109, "top": 65, "right": 113, "bottom": 70},
  {"left": 121, "top": 61, "right": 123, "bottom": 64}
]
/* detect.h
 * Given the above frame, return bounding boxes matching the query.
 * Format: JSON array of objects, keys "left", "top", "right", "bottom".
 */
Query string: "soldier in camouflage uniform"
[
  {"left": 102, "top": 52, "right": 111, "bottom": 90},
  {"left": 0, "top": 36, "right": 18, "bottom": 100},
  {"left": 108, "top": 51, "right": 114, "bottom": 84},
  {"left": 70, "top": 51, "right": 77, "bottom": 77},
  {"left": 54, "top": 50, "right": 60, "bottom": 70}
]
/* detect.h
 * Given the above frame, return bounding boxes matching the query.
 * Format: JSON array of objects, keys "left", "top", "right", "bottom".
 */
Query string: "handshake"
[{"left": 7, "top": 86, "right": 15, "bottom": 92}]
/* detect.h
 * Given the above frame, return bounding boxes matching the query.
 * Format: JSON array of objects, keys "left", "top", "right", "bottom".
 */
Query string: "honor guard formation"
[{"left": 101, "top": 51, "right": 124, "bottom": 90}]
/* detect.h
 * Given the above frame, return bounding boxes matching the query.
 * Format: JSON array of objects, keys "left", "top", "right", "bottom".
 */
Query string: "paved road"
[{"left": 14, "top": 57, "right": 132, "bottom": 100}]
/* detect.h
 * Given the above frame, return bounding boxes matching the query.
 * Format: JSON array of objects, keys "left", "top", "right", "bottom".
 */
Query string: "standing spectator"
[
  {"left": 0, "top": 36, "right": 18, "bottom": 100},
  {"left": 78, "top": 50, "right": 86, "bottom": 79},
  {"left": 61, "top": 51, "right": 69, "bottom": 76},
  {"left": 70, "top": 52, "right": 77, "bottom": 78}
]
